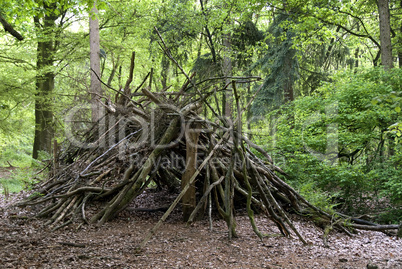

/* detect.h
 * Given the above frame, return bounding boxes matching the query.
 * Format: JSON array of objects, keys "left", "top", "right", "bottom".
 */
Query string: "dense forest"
[{"left": 0, "top": 0, "right": 401, "bottom": 243}]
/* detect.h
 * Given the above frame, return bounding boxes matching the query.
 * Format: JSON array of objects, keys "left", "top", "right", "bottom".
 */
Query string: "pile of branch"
[{"left": 16, "top": 29, "right": 401, "bottom": 249}]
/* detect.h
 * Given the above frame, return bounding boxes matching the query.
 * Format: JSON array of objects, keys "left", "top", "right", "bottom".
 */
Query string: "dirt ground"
[{"left": 1, "top": 188, "right": 401, "bottom": 269}]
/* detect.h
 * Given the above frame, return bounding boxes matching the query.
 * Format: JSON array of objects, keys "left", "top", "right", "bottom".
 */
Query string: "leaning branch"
[{"left": 0, "top": 14, "right": 23, "bottom": 41}]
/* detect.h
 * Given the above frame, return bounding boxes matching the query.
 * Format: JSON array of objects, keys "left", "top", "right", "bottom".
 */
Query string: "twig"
[
  {"left": 58, "top": 241, "right": 86, "bottom": 248},
  {"left": 138, "top": 130, "right": 231, "bottom": 250},
  {"left": 90, "top": 67, "right": 142, "bottom": 108},
  {"left": 133, "top": 72, "right": 150, "bottom": 93},
  {"left": 79, "top": 129, "right": 142, "bottom": 177},
  {"left": 124, "top": 52, "right": 135, "bottom": 94},
  {"left": 196, "top": 76, "right": 261, "bottom": 85},
  {"left": 187, "top": 176, "right": 224, "bottom": 223},
  {"left": 174, "top": 72, "right": 197, "bottom": 102}
]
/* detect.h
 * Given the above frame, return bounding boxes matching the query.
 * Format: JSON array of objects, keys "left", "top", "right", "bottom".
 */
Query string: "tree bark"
[
  {"left": 181, "top": 122, "right": 201, "bottom": 221},
  {"left": 222, "top": 34, "right": 233, "bottom": 118},
  {"left": 32, "top": 7, "right": 59, "bottom": 160},
  {"left": 89, "top": 1, "right": 103, "bottom": 122},
  {"left": 283, "top": 51, "right": 295, "bottom": 102},
  {"left": 161, "top": 55, "right": 170, "bottom": 89},
  {"left": 399, "top": 18, "right": 402, "bottom": 68},
  {"left": 0, "top": 14, "right": 23, "bottom": 40},
  {"left": 377, "top": 0, "right": 393, "bottom": 69}
]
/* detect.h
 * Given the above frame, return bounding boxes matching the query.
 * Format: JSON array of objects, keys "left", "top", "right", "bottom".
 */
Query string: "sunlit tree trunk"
[
  {"left": 90, "top": 1, "right": 103, "bottom": 122},
  {"left": 222, "top": 34, "right": 233, "bottom": 118},
  {"left": 32, "top": 6, "right": 59, "bottom": 160},
  {"left": 378, "top": 0, "right": 393, "bottom": 69},
  {"left": 399, "top": 20, "right": 402, "bottom": 68}
]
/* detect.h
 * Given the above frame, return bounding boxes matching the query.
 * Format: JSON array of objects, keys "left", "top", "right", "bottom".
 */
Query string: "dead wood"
[
  {"left": 349, "top": 224, "right": 400, "bottom": 231},
  {"left": 58, "top": 241, "right": 86, "bottom": 248},
  {"left": 14, "top": 33, "right": 400, "bottom": 252}
]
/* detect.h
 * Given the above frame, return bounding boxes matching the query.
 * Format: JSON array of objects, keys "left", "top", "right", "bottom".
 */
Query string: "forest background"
[{"left": 0, "top": 0, "right": 401, "bottom": 224}]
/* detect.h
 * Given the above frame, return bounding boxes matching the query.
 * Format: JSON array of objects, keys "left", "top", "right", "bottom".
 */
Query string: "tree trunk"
[
  {"left": 161, "top": 55, "right": 170, "bottom": 89},
  {"left": 222, "top": 33, "right": 232, "bottom": 118},
  {"left": 181, "top": 122, "right": 201, "bottom": 221},
  {"left": 89, "top": 1, "right": 103, "bottom": 122},
  {"left": 32, "top": 10, "right": 58, "bottom": 160},
  {"left": 399, "top": 19, "right": 402, "bottom": 68},
  {"left": 283, "top": 48, "right": 295, "bottom": 102},
  {"left": 200, "top": 0, "right": 217, "bottom": 64},
  {"left": 378, "top": 0, "right": 393, "bottom": 69}
]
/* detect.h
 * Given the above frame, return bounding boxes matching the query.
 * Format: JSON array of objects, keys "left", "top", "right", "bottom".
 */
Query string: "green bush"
[
  {"left": 0, "top": 167, "right": 45, "bottom": 195},
  {"left": 256, "top": 67, "right": 402, "bottom": 222}
]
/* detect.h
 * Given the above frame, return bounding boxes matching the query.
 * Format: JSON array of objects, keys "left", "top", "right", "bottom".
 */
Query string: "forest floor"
[{"left": 1, "top": 183, "right": 401, "bottom": 269}]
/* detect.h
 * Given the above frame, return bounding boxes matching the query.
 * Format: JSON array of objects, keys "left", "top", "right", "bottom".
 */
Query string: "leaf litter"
[{"left": 1, "top": 192, "right": 401, "bottom": 269}]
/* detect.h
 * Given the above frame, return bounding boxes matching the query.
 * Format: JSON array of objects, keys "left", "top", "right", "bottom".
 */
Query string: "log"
[{"left": 350, "top": 224, "right": 399, "bottom": 231}]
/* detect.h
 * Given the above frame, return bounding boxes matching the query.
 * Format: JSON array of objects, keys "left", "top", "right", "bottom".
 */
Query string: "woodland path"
[{"left": 0, "top": 191, "right": 401, "bottom": 269}]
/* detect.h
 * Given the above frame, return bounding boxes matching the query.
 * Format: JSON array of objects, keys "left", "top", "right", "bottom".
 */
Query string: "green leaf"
[{"left": 395, "top": 106, "right": 401, "bottom": 113}]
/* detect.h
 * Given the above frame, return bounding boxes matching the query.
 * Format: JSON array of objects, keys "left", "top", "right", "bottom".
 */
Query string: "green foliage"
[
  {"left": 370, "top": 68, "right": 402, "bottom": 137},
  {"left": 0, "top": 42, "right": 35, "bottom": 167},
  {"left": 0, "top": 40, "right": 36, "bottom": 137},
  {"left": 191, "top": 53, "right": 222, "bottom": 82},
  {"left": 232, "top": 20, "right": 264, "bottom": 67},
  {"left": 0, "top": 176, "right": 22, "bottom": 194},
  {"left": 259, "top": 67, "right": 402, "bottom": 221},
  {"left": 295, "top": 180, "right": 339, "bottom": 214},
  {"left": 376, "top": 208, "right": 402, "bottom": 224},
  {"left": 0, "top": 167, "right": 43, "bottom": 194},
  {"left": 250, "top": 13, "right": 299, "bottom": 114},
  {"left": 0, "top": 138, "right": 33, "bottom": 168},
  {"left": 381, "top": 151, "right": 402, "bottom": 204}
]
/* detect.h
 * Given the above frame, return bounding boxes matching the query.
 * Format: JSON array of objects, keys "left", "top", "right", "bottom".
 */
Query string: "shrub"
[{"left": 254, "top": 67, "right": 402, "bottom": 222}]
